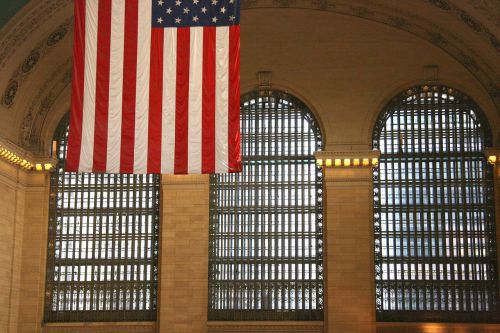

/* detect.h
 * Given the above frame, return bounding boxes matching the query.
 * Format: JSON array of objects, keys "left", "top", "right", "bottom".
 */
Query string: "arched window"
[
  {"left": 208, "top": 91, "right": 324, "bottom": 321},
  {"left": 44, "top": 115, "right": 160, "bottom": 322},
  {"left": 373, "top": 85, "right": 499, "bottom": 322}
]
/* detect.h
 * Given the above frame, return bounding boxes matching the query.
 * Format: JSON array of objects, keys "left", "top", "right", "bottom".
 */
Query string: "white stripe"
[
  {"left": 215, "top": 27, "right": 229, "bottom": 173},
  {"left": 161, "top": 28, "right": 177, "bottom": 174},
  {"left": 79, "top": 0, "right": 99, "bottom": 172},
  {"left": 133, "top": 0, "right": 151, "bottom": 173},
  {"left": 188, "top": 27, "right": 203, "bottom": 174},
  {"left": 106, "top": 0, "right": 125, "bottom": 173}
]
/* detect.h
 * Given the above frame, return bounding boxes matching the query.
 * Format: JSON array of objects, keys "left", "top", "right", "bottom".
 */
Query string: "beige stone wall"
[
  {"left": 0, "top": 160, "right": 27, "bottom": 333},
  {"left": 324, "top": 161, "right": 376, "bottom": 333},
  {"left": 158, "top": 175, "right": 210, "bottom": 333},
  {"left": 19, "top": 172, "right": 50, "bottom": 333}
]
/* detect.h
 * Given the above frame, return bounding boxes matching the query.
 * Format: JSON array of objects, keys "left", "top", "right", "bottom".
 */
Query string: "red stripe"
[
  {"left": 228, "top": 25, "right": 241, "bottom": 172},
  {"left": 92, "top": 0, "right": 112, "bottom": 172},
  {"left": 66, "top": 0, "right": 86, "bottom": 172},
  {"left": 147, "top": 28, "right": 164, "bottom": 173},
  {"left": 174, "top": 28, "right": 190, "bottom": 174},
  {"left": 202, "top": 27, "right": 216, "bottom": 174},
  {"left": 120, "top": 0, "right": 138, "bottom": 173}
]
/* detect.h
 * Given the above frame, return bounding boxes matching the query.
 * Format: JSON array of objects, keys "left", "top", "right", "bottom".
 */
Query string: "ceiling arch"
[{"left": 0, "top": 0, "right": 499, "bottom": 153}]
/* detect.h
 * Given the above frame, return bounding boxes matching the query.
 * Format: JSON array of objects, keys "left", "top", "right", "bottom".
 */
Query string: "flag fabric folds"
[{"left": 66, "top": 0, "right": 241, "bottom": 174}]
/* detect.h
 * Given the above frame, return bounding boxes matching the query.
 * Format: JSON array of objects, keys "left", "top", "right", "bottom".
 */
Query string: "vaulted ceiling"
[{"left": 0, "top": 0, "right": 499, "bottom": 153}]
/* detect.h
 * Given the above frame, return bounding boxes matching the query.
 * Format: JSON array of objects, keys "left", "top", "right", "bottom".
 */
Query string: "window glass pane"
[
  {"left": 208, "top": 91, "right": 324, "bottom": 320},
  {"left": 373, "top": 86, "right": 499, "bottom": 322},
  {"left": 44, "top": 115, "right": 160, "bottom": 322}
]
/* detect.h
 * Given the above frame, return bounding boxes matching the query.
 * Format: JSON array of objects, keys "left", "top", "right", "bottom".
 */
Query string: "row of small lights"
[
  {"left": 316, "top": 157, "right": 379, "bottom": 168},
  {"left": 0, "top": 145, "right": 53, "bottom": 171}
]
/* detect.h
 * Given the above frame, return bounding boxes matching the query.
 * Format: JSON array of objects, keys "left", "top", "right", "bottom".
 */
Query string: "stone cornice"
[
  {"left": 0, "top": 135, "right": 57, "bottom": 172},
  {"left": 42, "top": 322, "right": 156, "bottom": 333},
  {"left": 207, "top": 321, "right": 324, "bottom": 332},
  {"left": 161, "top": 174, "right": 210, "bottom": 186}
]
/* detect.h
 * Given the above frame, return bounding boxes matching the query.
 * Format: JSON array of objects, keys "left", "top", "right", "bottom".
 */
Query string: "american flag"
[{"left": 66, "top": 0, "right": 241, "bottom": 174}]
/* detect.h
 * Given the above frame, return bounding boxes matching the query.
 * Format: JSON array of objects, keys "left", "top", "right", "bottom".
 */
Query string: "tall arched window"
[
  {"left": 373, "top": 85, "right": 499, "bottom": 322},
  {"left": 44, "top": 115, "right": 160, "bottom": 322},
  {"left": 208, "top": 91, "right": 324, "bottom": 320}
]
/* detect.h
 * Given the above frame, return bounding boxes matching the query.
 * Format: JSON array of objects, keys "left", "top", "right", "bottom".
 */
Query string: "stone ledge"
[
  {"left": 377, "top": 322, "right": 500, "bottom": 333},
  {"left": 207, "top": 321, "right": 324, "bottom": 332},
  {"left": 42, "top": 322, "right": 156, "bottom": 333}
]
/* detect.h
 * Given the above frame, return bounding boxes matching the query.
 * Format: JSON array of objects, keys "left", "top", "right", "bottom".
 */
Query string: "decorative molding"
[
  {"left": 0, "top": 0, "right": 499, "bottom": 138},
  {"left": 464, "top": 0, "right": 500, "bottom": 29},
  {"left": 207, "top": 322, "right": 324, "bottom": 332},
  {"left": 426, "top": 0, "right": 500, "bottom": 53},
  {"left": 423, "top": 65, "right": 440, "bottom": 82},
  {"left": 0, "top": 0, "right": 70, "bottom": 70},
  {"left": 0, "top": 135, "right": 56, "bottom": 173},
  {"left": 377, "top": 322, "right": 500, "bottom": 333},
  {"left": 42, "top": 322, "right": 156, "bottom": 333},
  {"left": 239, "top": 0, "right": 500, "bottom": 112},
  {"left": 19, "top": 57, "right": 72, "bottom": 152},
  {"left": 1, "top": 18, "right": 72, "bottom": 108},
  {"left": 257, "top": 71, "right": 273, "bottom": 91}
]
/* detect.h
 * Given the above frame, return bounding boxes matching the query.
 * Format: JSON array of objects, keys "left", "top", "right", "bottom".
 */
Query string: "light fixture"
[
  {"left": 314, "top": 151, "right": 381, "bottom": 168},
  {"left": 488, "top": 155, "right": 497, "bottom": 165},
  {"left": 0, "top": 145, "right": 34, "bottom": 170}
]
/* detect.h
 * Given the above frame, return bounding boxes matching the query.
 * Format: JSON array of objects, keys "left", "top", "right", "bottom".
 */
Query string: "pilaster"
[
  {"left": 158, "top": 174, "right": 210, "bottom": 333},
  {"left": 317, "top": 150, "right": 379, "bottom": 333},
  {"left": 18, "top": 171, "right": 50, "bottom": 333},
  {"left": 484, "top": 148, "right": 500, "bottom": 291}
]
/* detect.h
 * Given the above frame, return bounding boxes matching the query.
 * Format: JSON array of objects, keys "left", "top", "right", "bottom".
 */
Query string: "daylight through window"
[{"left": 208, "top": 91, "right": 324, "bottom": 320}]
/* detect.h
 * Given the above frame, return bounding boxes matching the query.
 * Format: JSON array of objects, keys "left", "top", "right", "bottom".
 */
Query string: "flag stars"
[
  {"left": 157, "top": 0, "right": 164, "bottom": 5},
  {"left": 175, "top": 17, "right": 182, "bottom": 23},
  {"left": 220, "top": 6, "right": 226, "bottom": 14},
  {"left": 193, "top": 0, "right": 199, "bottom": 4},
  {"left": 183, "top": 7, "right": 190, "bottom": 14},
  {"left": 229, "top": 15, "right": 235, "bottom": 21},
  {"left": 211, "top": 0, "right": 218, "bottom": 5},
  {"left": 175, "top": 0, "right": 182, "bottom": 6},
  {"left": 157, "top": 17, "right": 163, "bottom": 24},
  {"left": 201, "top": 6, "right": 207, "bottom": 13},
  {"left": 192, "top": 15, "right": 199, "bottom": 22},
  {"left": 166, "top": 7, "right": 172, "bottom": 14},
  {"left": 212, "top": 16, "right": 218, "bottom": 23}
]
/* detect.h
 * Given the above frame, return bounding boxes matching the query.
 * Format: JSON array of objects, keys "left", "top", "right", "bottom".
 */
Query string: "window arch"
[
  {"left": 44, "top": 115, "right": 160, "bottom": 322},
  {"left": 208, "top": 90, "right": 324, "bottom": 320},
  {"left": 373, "top": 85, "right": 499, "bottom": 322}
]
